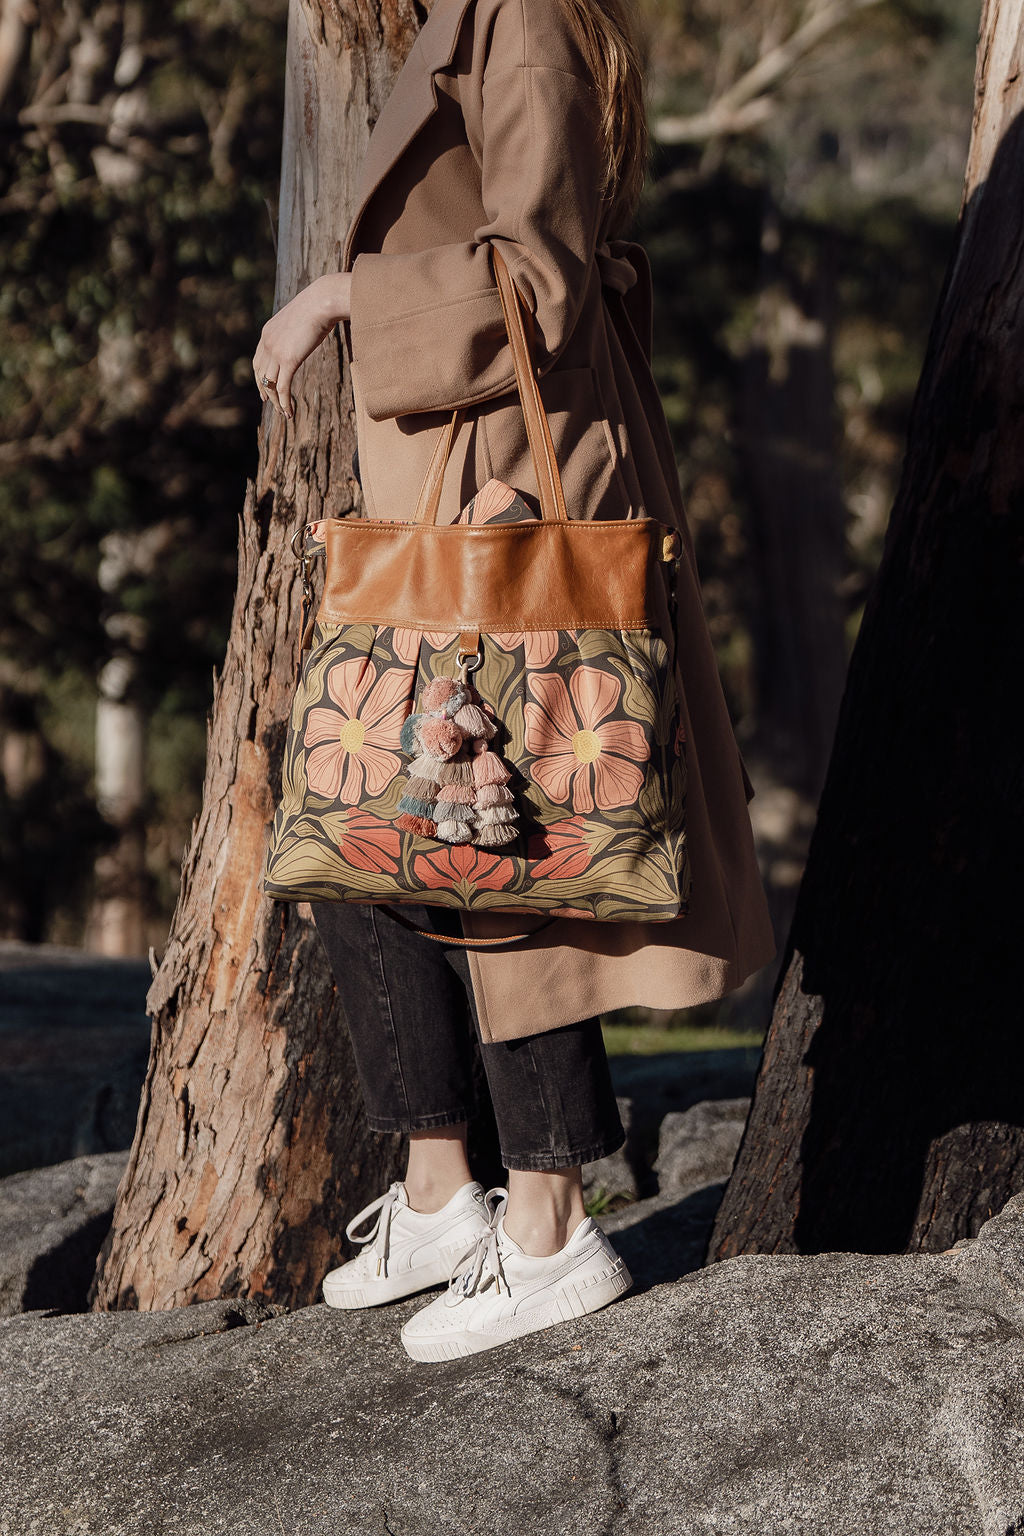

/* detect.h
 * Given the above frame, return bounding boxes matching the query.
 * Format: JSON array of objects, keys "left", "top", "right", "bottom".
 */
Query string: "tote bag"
[{"left": 263, "top": 247, "right": 690, "bottom": 929}]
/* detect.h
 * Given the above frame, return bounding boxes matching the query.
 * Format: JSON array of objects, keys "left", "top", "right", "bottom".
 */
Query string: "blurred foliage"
[
  {"left": 0, "top": 0, "right": 287, "bottom": 942},
  {"left": 0, "top": 0, "right": 978, "bottom": 949},
  {"left": 635, "top": 0, "right": 975, "bottom": 729}
]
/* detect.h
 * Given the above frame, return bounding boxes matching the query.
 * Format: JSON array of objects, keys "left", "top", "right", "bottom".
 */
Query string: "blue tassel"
[
  {"left": 400, "top": 714, "right": 423, "bottom": 754},
  {"left": 397, "top": 794, "right": 438, "bottom": 819}
]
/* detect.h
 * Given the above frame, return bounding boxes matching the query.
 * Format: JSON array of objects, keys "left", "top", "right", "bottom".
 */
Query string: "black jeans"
[{"left": 310, "top": 900, "right": 625, "bottom": 1172}]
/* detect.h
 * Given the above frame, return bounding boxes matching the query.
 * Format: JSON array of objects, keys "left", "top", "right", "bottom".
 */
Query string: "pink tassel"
[
  {"left": 422, "top": 677, "right": 460, "bottom": 710},
  {"left": 436, "top": 783, "right": 476, "bottom": 805},
  {"left": 452, "top": 702, "right": 496, "bottom": 740},
  {"left": 472, "top": 748, "right": 511, "bottom": 787},
  {"left": 474, "top": 783, "right": 514, "bottom": 808},
  {"left": 420, "top": 718, "right": 464, "bottom": 760}
]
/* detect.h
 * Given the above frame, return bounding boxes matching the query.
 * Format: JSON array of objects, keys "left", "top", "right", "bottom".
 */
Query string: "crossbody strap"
[{"left": 378, "top": 903, "right": 557, "bottom": 948}]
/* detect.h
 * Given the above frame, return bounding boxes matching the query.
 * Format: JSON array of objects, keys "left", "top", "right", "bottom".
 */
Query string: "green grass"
[{"left": 600, "top": 1023, "right": 765, "bottom": 1056}]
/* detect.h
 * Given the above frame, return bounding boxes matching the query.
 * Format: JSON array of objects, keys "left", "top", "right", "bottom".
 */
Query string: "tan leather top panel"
[{"left": 317, "top": 519, "right": 669, "bottom": 630}]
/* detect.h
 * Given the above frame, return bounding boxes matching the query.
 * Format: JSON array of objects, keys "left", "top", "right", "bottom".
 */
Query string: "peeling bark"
[
  {"left": 710, "top": 0, "right": 1024, "bottom": 1261},
  {"left": 90, "top": 0, "right": 426, "bottom": 1311}
]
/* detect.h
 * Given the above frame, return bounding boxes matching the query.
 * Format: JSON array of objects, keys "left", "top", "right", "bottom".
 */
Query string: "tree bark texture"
[
  {"left": 710, "top": 0, "right": 1024, "bottom": 1261},
  {"left": 90, "top": 0, "right": 429, "bottom": 1310}
]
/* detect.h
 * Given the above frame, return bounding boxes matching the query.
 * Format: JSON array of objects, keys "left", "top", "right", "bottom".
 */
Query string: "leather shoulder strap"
[{"left": 413, "top": 244, "right": 569, "bottom": 524}]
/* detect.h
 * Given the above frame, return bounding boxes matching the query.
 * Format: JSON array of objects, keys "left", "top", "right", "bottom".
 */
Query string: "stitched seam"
[
  {"left": 353, "top": 285, "right": 500, "bottom": 329},
  {"left": 324, "top": 524, "right": 657, "bottom": 536},
  {"left": 318, "top": 614, "right": 653, "bottom": 629},
  {"left": 481, "top": 64, "right": 596, "bottom": 85}
]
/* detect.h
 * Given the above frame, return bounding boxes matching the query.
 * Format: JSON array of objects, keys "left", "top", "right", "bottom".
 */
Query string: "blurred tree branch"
[{"left": 652, "top": 0, "right": 885, "bottom": 143}]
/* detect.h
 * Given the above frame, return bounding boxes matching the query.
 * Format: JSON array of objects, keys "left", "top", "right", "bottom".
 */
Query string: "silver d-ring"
[{"left": 457, "top": 649, "right": 483, "bottom": 672}]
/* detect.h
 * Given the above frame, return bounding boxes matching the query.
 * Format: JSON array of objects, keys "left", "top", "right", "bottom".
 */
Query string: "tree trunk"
[
  {"left": 735, "top": 199, "right": 849, "bottom": 1019},
  {"left": 710, "top": 0, "right": 1024, "bottom": 1261},
  {"left": 89, "top": 0, "right": 423, "bottom": 1311}
]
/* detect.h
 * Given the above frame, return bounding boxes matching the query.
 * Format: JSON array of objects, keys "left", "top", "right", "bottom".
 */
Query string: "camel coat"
[{"left": 336, "top": 0, "right": 777, "bottom": 1042}]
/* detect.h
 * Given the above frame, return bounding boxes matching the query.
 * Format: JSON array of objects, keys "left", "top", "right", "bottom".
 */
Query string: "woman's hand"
[{"left": 253, "top": 272, "right": 352, "bottom": 419}]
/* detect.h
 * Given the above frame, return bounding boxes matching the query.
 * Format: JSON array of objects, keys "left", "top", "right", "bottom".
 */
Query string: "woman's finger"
[
  {"left": 255, "top": 352, "right": 284, "bottom": 411},
  {"left": 275, "top": 360, "right": 296, "bottom": 420}
]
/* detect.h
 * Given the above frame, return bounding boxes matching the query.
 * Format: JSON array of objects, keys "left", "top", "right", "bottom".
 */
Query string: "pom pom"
[
  {"left": 396, "top": 813, "right": 437, "bottom": 837},
  {"left": 420, "top": 718, "right": 464, "bottom": 759},
  {"left": 474, "top": 783, "right": 514, "bottom": 808},
  {"left": 422, "top": 677, "right": 459, "bottom": 710},
  {"left": 400, "top": 714, "right": 423, "bottom": 754},
  {"left": 452, "top": 703, "right": 496, "bottom": 740},
  {"left": 403, "top": 775, "right": 441, "bottom": 801},
  {"left": 397, "top": 795, "right": 438, "bottom": 819},
  {"left": 435, "top": 758, "right": 474, "bottom": 785},
  {"left": 471, "top": 749, "right": 511, "bottom": 786},
  {"left": 474, "top": 805, "right": 517, "bottom": 826},
  {"left": 435, "top": 818, "right": 473, "bottom": 844},
  {"left": 474, "top": 822, "right": 517, "bottom": 847},
  {"left": 443, "top": 685, "right": 472, "bottom": 717},
  {"left": 407, "top": 753, "right": 446, "bottom": 779},
  {"left": 436, "top": 783, "right": 476, "bottom": 805}
]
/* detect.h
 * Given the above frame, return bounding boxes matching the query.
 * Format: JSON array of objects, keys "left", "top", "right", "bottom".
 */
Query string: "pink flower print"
[
  {"left": 490, "top": 631, "right": 562, "bottom": 668},
  {"left": 527, "top": 817, "right": 593, "bottom": 879},
  {"left": 391, "top": 628, "right": 459, "bottom": 665},
  {"left": 337, "top": 810, "right": 401, "bottom": 874},
  {"left": 304, "top": 657, "right": 410, "bottom": 804},
  {"left": 524, "top": 667, "right": 649, "bottom": 813},
  {"left": 413, "top": 843, "right": 515, "bottom": 897}
]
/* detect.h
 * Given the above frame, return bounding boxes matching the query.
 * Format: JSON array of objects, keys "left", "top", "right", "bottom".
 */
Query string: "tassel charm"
[{"left": 394, "top": 664, "right": 519, "bottom": 847}]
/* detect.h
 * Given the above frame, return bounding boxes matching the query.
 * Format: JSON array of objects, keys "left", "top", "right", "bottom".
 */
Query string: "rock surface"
[
  {"left": 4, "top": 1192, "right": 1024, "bottom": 1535},
  {"left": 0, "top": 1151, "right": 128, "bottom": 1318}
]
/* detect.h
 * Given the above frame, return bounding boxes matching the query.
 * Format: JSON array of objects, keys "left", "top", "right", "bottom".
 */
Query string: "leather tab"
[{"left": 661, "top": 528, "right": 682, "bottom": 562}]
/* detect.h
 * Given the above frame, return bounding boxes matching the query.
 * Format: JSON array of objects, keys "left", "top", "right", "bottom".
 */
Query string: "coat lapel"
[{"left": 341, "top": 0, "right": 477, "bottom": 270}]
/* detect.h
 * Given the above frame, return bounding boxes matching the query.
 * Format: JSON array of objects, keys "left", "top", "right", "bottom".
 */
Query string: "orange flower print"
[
  {"left": 524, "top": 667, "right": 649, "bottom": 813},
  {"left": 304, "top": 657, "right": 410, "bottom": 803},
  {"left": 413, "top": 843, "right": 515, "bottom": 898},
  {"left": 336, "top": 810, "right": 401, "bottom": 874},
  {"left": 491, "top": 631, "right": 562, "bottom": 668},
  {"left": 527, "top": 817, "right": 593, "bottom": 879}
]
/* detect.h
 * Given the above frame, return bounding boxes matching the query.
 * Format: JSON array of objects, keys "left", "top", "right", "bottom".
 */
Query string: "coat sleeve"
[{"left": 346, "top": 4, "right": 607, "bottom": 421}]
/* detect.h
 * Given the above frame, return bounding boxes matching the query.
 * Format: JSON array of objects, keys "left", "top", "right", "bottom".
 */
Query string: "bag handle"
[{"left": 412, "top": 246, "right": 569, "bottom": 525}]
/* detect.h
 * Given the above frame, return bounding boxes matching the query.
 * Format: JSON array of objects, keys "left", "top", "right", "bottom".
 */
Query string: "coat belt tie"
[{"left": 595, "top": 237, "right": 641, "bottom": 294}]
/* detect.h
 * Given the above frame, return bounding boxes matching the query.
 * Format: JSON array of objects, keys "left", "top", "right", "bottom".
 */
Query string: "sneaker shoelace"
[
  {"left": 344, "top": 1181, "right": 405, "bottom": 1278},
  {"left": 445, "top": 1186, "right": 509, "bottom": 1304}
]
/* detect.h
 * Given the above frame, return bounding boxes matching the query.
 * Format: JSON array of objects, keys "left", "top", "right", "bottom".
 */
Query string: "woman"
[{"left": 252, "top": 0, "right": 775, "bottom": 1362}]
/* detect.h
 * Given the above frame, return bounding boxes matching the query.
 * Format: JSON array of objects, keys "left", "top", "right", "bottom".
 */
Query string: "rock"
[
  {"left": 0, "top": 1152, "right": 128, "bottom": 1318},
  {"left": 653, "top": 1097, "right": 750, "bottom": 1195},
  {"left": 583, "top": 1097, "right": 640, "bottom": 1204},
  {"left": 4, "top": 1191, "right": 1024, "bottom": 1534},
  {"left": 0, "top": 942, "right": 151, "bottom": 1179}
]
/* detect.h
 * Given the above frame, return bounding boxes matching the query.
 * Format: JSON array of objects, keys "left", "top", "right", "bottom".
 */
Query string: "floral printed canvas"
[{"left": 264, "top": 620, "right": 690, "bottom": 922}]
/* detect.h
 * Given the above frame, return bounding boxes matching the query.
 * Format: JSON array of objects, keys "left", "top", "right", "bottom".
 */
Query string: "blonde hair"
[{"left": 558, "top": 0, "right": 651, "bottom": 238}]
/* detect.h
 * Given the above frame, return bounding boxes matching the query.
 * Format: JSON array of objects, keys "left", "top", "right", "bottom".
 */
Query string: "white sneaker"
[
  {"left": 399, "top": 1187, "right": 632, "bottom": 1361},
  {"left": 322, "top": 1180, "right": 491, "bottom": 1309}
]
